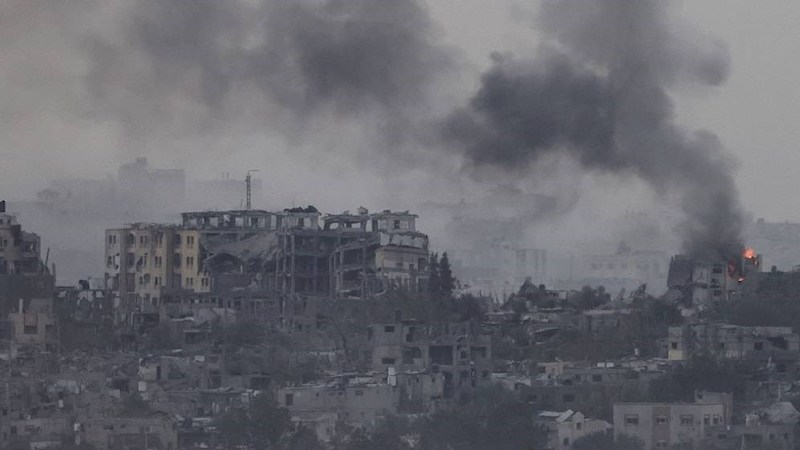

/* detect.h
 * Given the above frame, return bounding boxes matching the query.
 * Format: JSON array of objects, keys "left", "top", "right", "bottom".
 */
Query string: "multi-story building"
[
  {"left": 613, "top": 392, "right": 732, "bottom": 450},
  {"left": 104, "top": 223, "right": 208, "bottom": 330},
  {"left": 0, "top": 200, "right": 54, "bottom": 316},
  {"left": 667, "top": 252, "right": 761, "bottom": 309},
  {"left": 368, "top": 320, "right": 492, "bottom": 401},
  {"left": 106, "top": 207, "right": 432, "bottom": 337},
  {"left": 180, "top": 207, "right": 429, "bottom": 299},
  {"left": 667, "top": 323, "right": 800, "bottom": 368},
  {"left": 331, "top": 210, "right": 429, "bottom": 298}
]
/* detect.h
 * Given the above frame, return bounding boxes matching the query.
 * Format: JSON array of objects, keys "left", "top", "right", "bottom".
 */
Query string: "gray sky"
[{"left": 1, "top": 0, "right": 798, "bottom": 221}]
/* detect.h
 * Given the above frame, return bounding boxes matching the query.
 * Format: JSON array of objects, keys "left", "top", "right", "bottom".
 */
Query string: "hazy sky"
[{"left": 1, "top": 0, "right": 799, "bottom": 221}]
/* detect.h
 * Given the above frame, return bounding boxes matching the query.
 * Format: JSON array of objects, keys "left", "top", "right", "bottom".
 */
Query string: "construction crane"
[{"left": 245, "top": 170, "right": 259, "bottom": 210}]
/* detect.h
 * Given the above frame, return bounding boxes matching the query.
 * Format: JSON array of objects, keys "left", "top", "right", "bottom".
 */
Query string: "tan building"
[
  {"left": 613, "top": 392, "right": 732, "bottom": 450},
  {"left": 105, "top": 224, "right": 208, "bottom": 329}
]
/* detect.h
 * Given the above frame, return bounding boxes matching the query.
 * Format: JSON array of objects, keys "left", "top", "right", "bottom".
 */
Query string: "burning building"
[{"left": 666, "top": 248, "right": 762, "bottom": 309}]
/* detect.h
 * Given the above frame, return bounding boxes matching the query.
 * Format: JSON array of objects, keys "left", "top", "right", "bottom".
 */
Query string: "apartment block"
[{"left": 613, "top": 392, "right": 732, "bottom": 449}]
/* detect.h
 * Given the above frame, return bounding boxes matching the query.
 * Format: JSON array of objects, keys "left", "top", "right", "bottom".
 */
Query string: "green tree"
[
  {"left": 428, "top": 253, "right": 441, "bottom": 296},
  {"left": 439, "top": 252, "right": 456, "bottom": 298}
]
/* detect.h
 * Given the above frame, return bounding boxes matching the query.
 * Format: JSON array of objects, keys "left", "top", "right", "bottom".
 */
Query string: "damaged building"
[
  {"left": 368, "top": 320, "right": 493, "bottom": 402},
  {"left": 177, "top": 207, "right": 429, "bottom": 299},
  {"left": 668, "top": 323, "right": 800, "bottom": 368},
  {"left": 666, "top": 250, "right": 762, "bottom": 309},
  {"left": 0, "top": 200, "right": 54, "bottom": 319},
  {"left": 104, "top": 206, "right": 431, "bottom": 336}
]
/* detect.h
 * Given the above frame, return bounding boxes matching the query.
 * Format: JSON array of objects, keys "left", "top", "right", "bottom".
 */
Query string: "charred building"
[
  {"left": 666, "top": 250, "right": 762, "bottom": 309},
  {"left": 0, "top": 200, "right": 54, "bottom": 317}
]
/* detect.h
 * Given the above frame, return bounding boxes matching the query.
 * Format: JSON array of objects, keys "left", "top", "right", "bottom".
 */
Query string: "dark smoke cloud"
[
  {"left": 2, "top": 0, "right": 745, "bottom": 262},
  {"left": 84, "top": 0, "right": 453, "bottom": 144},
  {"left": 444, "top": 0, "right": 743, "bottom": 259}
]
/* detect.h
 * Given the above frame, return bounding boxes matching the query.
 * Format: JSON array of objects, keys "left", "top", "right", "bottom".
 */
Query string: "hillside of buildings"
[{"left": 4, "top": 198, "right": 800, "bottom": 450}]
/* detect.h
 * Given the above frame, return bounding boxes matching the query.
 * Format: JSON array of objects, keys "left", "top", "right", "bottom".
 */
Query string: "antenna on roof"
[{"left": 245, "top": 170, "right": 259, "bottom": 210}]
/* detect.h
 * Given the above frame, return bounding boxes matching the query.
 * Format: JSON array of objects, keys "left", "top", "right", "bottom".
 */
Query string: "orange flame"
[{"left": 743, "top": 248, "right": 756, "bottom": 259}]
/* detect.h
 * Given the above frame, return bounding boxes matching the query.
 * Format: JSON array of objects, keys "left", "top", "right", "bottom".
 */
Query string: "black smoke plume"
[
  {"left": 84, "top": 0, "right": 453, "bottom": 143},
  {"left": 444, "top": 0, "right": 744, "bottom": 259}
]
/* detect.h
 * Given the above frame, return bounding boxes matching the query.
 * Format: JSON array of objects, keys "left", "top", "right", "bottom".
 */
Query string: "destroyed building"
[
  {"left": 0, "top": 200, "right": 54, "bottom": 318},
  {"left": 179, "top": 207, "right": 429, "bottom": 299},
  {"left": 104, "top": 207, "right": 431, "bottom": 337},
  {"left": 368, "top": 320, "right": 492, "bottom": 401},
  {"left": 668, "top": 323, "right": 800, "bottom": 368},
  {"left": 666, "top": 250, "right": 762, "bottom": 309}
]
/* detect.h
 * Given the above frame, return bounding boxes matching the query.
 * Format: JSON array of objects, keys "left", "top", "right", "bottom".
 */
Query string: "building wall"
[
  {"left": 277, "top": 383, "right": 399, "bottom": 430},
  {"left": 8, "top": 298, "right": 58, "bottom": 353},
  {"left": 105, "top": 225, "right": 207, "bottom": 313},
  {"left": 76, "top": 416, "right": 178, "bottom": 450},
  {"left": 668, "top": 324, "right": 800, "bottom": 362},
  {"left": 613, "top": 402, "right": 727, "bottom": 450},
  {"left": 539, "top": 412, "right": 612, "bottom": 450}
]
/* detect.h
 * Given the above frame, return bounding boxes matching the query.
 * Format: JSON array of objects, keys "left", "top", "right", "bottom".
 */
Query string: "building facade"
[{"left": 613, "top": 393, "right": 732, "bottom": 450}]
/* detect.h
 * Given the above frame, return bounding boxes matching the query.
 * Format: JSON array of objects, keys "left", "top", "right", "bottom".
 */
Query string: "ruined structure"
[
  {"left": 666, "top": 250, "right": 762, "bottom": 309},
  {"left": 668, "top": 323, "right": 800, "bottom": 367},
  {"left": 0, "top": 200, "right": 54, "bottom": 317},
  {"left": 368, "top": 320, "right": 492, "bottom": 401},
  {"left": 104, "top": 207, "right": 431, "bottom": 336}
]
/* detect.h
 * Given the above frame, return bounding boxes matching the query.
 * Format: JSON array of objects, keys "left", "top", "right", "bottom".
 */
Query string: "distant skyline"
[{"left": 1, "top": 1, "right": 799, "bottom": 222}]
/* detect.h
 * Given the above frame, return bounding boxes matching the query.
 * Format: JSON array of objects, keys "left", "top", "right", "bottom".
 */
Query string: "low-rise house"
[
  {"left": 277, "top": 375, "right": 400, "bottom": 442},
  {"left": 536, "top": 409, "right": 612, "bottom": 450}
]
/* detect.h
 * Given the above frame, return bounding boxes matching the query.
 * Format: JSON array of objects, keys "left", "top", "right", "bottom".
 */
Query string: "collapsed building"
[{"left": 104, "top": 206, "right": 430, "bottom": 334}]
